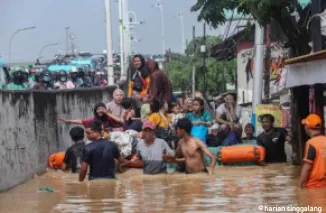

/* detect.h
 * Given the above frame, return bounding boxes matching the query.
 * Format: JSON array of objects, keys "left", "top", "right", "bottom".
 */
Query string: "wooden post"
[
  {"left": 291, "top": 86, "right": 309, "bottom": 165},
  {"left": 314, "top": 84, "right": 324, "bottom": 134},
  {"left": 264, "top": 24, "right": 271, "bottom": 103}
]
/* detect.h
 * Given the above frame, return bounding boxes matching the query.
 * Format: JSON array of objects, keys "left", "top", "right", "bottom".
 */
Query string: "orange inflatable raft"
[
  {"left": 48, "top": 152, "right": 65, "bottom": 169},
  {"left": 122, "top": 161, "right": 144, "bottom": 168},
  {"left": 122, "top": 153, "right": 144, "bottom": 168},
  {"left": 219, "top": 145, "right": 266, "bottom": 164}
]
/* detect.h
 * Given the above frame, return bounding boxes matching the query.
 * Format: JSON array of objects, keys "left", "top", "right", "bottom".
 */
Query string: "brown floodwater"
[{"left": 0, "top": 164, "right": 326, "bottom": 213}]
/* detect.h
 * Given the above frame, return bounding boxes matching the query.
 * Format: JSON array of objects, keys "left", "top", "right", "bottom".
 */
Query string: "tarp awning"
[{"left": 285, "top": 53, "right": 326, "bottom": 88}]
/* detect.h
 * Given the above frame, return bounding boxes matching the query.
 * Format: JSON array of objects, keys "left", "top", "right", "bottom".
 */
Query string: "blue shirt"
[
  {"left": 82, "top": 139, "right": 120, "bottom": 180},
  {"left": 186, "top": 110, "right": 212, "bottom": 143},
  {"left": 186, "top": 110, "right": 212, "bottom": 123}
]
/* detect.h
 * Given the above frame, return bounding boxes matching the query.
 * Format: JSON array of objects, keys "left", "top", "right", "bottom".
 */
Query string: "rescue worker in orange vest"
[{"left": 299, "top": 114, "right": 326, "bottom": 188}]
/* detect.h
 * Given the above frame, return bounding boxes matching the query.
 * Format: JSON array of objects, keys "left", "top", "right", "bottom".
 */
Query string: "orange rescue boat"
[
  {"left": 48, "top": 152, "right": 65, "bottom": 169},
  {"left": 219, "top": 145, "right": 266, "bottom": 164}
]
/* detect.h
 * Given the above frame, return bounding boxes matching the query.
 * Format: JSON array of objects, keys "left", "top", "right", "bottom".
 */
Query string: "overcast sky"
[{"left": 0, "top": 0, "right": 237, "bottom": 62}]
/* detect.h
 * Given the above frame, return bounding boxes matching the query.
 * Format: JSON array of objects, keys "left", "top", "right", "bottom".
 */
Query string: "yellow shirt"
[
  {"left": 128, "top": 77, "right": 150, "bottom": 97},
  {"left": 148, "top": 112, "right": 171, "bottom": 129}
]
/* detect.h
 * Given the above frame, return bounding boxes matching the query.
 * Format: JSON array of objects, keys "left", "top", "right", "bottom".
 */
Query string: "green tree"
[
  {"left": 191, "top": 0, "right": 323, "bottom": 57},
  {"left": 165, "top": 36, "right": 236, "bottom": 95}
]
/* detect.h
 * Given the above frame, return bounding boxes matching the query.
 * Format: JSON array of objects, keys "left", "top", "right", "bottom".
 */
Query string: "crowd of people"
[
  {"left": 2, "top": 64, "right": 108, "bottom": 90},
  {"left": 56, "top": 54, "right": 325, "bottom": 189}
]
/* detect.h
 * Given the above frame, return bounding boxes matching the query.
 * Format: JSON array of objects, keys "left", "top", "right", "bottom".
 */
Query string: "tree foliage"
[
  {"left": 165, "top": 36, "right": 236, "bottom": 95},
  {"left": 191, "top": 0, "right": 326, "bottom": 56}
]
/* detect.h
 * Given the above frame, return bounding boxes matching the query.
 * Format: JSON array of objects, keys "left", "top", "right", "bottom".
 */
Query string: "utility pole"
[
  {"left": 251, "top": 22, "right": 265, "bottom": 134},
  {"left": 311, "top": 0, "right": 324, "bottom": 132},
  {"left": 201, "top": 23, "right": 207, "bottom": 97},
  {"left": 122, "top": 0, "right": 130, "bottom": 56},
  {"left": 122, "top": 0, "right": 131, "bottom": 80},
  {"left": 65, "top": 27, "right": 69, "bottom": 55},
  {"left": 264, "top": 24, "right": 271, "bottom": 102},
  {"left": 159, "top": 0, "right": 166, "bottom": 54},
  {"left": 71, "top": 40, "right": 75, "bottom": 55},
  {"left": 104, "top": 0, "right": 114, "bottom": 85},
  {"left": 118, "top": 0, "right": 125, "bottom": 80},
  {"left": 177, "top": 12, "right": 185, "bottom": 53},
  {"left": 192, "top": 26, "right": 196, "bottom": 97}
]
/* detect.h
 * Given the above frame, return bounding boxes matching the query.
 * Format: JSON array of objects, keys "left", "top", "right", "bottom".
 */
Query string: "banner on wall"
[{"left": 255, "top": 104, "right": 283, "bottom": 134}]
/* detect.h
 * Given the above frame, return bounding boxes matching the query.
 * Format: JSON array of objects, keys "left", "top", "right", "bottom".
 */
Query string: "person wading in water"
[
  {"left": 131, "top": 121, "right": 174, "bottom": 175},
  {"left": 299, "top": 114, "right": 326, "bottom": 188},
  {"left": 79, "top": 120, "right": 129, "bottom": 181},
  {"left": 164, "top": 118, "right": 216, "bottom": 175},
  {"left": 62, "top": 127, "right": 85, "bottom": 173}
]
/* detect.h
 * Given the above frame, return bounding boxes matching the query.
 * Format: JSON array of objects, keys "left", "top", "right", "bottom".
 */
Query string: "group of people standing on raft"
[{"left": 57, "top": 54, "right": 326, "bottom": 188}]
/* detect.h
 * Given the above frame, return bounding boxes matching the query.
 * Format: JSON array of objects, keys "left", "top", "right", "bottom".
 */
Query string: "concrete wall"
[{"left": 0, "top": 86, "right": 118, "bottom": 191}]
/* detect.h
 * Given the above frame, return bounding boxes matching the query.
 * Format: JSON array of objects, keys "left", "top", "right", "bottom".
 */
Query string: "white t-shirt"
[{"left": 216, "top": 104, "right": 242, "bottom": 123}]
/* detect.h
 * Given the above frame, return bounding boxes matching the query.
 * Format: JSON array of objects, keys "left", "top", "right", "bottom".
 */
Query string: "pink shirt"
[{"left": 54, "top": 81, "right": 75, "bottom": 89}]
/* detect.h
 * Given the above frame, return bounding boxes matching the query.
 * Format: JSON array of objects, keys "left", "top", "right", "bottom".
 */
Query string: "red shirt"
[{"left": 81, "top": 117, "right": 113, "bottom": 131}]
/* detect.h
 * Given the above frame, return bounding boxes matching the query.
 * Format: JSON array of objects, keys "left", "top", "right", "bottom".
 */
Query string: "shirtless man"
[{"left": 164, "top": 118, "right": 216, "bottom": 175}]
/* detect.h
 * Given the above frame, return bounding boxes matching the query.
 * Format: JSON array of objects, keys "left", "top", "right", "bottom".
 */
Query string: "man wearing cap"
[
  {"left": 131, "top": 121, "right": 174, "bottom": 175},
  {"left": 299, "top": 114, "right": 326, "bottom": 188}
]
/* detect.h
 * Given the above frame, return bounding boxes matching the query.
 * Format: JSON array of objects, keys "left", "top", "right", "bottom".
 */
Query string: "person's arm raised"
[
  {"left": 57, "top": 117, "right": 82, "bottom": 124},
  {"left": 216, "top": 104, "right": 232, "bottom": 126}
]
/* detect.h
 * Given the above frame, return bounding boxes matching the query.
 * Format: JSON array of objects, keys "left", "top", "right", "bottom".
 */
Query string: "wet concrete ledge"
[{"left": 0, "top": 83, "right": 125, "bottom": 192}]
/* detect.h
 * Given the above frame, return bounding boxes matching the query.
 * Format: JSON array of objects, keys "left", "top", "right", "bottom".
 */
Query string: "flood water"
[{"left": 1, "top": 165, "right": 326, "bottom": 213}]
